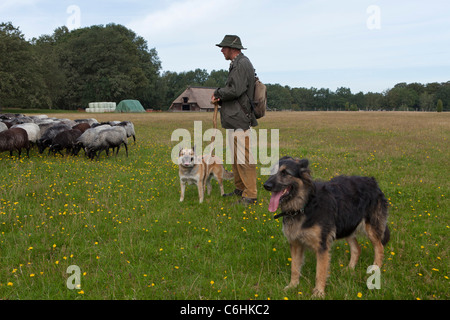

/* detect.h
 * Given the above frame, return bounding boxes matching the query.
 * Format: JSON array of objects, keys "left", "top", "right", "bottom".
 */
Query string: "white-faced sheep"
[
  {"left": 86, "top": 126, "right": 128, "bottom": 160},
  {"left": 0, "top": 128, "right": 30, "bottom": 158},
  {"left": 49, "top": 129, "right": 83, "bottom": 156}
]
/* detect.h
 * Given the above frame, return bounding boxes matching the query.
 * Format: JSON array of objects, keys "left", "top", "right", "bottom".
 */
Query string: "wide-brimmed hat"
[{"left": 216, "top": 35, "right": 247, "bottom": 50}]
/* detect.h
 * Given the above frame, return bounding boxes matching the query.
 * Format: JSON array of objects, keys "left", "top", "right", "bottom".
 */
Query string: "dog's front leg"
[
  {"left": 285, "top": 242, "right": 304, "bottom": 290},
  {"left": 197, "top": 180, "right": 204, "bottom": 203},
  {"left": 180, "top": 180, "right": 186, "bottom": 202},
  {"left": 217, "top": 176, "right": 224, "bottom": 196},
  {"left": 312, "top": 249, "right": 330, "bottom": 298}
]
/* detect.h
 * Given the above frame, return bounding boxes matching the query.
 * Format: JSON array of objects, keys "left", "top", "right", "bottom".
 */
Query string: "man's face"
[{"left": 221, "top": 47, "right": 233, "bottom": 60}]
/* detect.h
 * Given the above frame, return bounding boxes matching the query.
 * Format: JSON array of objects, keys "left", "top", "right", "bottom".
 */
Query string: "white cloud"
[
  {"left": 0, "top": 0, "right": 39, "bottom": 12},
  {"left": 127, "top": 0, "right": 239, "bottom": 45}
]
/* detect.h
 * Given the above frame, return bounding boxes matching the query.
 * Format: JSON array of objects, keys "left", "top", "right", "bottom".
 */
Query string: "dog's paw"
[
  {"left": 312, "top": 288, "right": 325, "bottom": 298},
  {"left": 179, "top": 198, "right": 184, "bottom": 202},
  {"left": 283, "top": 282, "right": 299, "bottom": 291}
]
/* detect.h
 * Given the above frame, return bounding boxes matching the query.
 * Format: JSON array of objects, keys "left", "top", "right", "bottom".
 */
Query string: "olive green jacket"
[{"left": 214, "top": 53, "right": 258, "bottom": 130}]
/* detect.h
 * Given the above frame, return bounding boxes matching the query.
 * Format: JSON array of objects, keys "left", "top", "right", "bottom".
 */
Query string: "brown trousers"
[{"left": 229, "top": 129, "right": 257, "bottom": 199}]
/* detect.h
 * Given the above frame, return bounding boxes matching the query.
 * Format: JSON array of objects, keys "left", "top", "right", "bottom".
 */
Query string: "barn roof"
[{"left": 169, "top": 87, "right": 218, "bottom": 110}]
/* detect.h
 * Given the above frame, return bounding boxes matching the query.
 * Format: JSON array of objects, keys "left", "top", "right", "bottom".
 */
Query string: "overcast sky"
[{"left": 2, "top": 0, "right": 449, "bottom": 93}]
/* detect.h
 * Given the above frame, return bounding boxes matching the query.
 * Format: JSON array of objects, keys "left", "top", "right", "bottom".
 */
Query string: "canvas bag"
[{"left": 249, "top": 76, "right": 267, "bottom": 119}]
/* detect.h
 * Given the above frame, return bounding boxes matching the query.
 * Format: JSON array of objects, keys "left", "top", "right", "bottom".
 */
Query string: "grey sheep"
[
  {"left": 74, "top": 118, "right": 98, "bottom": 126},
  {"left": 114, "top": 121, "right": 136, "bottom": 142},
  {"left": 73, "top": 125, "right": 112, "bottom": 156},
  {"left": 86, "top": 126, "right": 128, "bottom": 160}
]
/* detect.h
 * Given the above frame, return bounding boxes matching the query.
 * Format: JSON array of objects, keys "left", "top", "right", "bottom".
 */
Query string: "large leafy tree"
[
  {"left": 31, "top": 30, "right": 68, "bottom": 109},
  {"left": 266, "top": 84, "right": 292, "bottom": 110},
  {"left": 0, "top": 22, "right": 44, "bottom": 109},
  {"left": 435, "top": 82, "right": 450, "bottom": 110},
  {"left": 56, "top": 24, "right": 161, "bottom": 109},
  {"left": 291, "top": 87, "right": 317, "bottom": 111},
  {"left": 386, "top": 86, "right": 419, "bottom": 110}
]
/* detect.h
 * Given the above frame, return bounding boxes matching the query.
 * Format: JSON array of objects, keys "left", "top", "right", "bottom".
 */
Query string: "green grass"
[{"left": 0, "top": 111, "right": 448, "bottom": 300}]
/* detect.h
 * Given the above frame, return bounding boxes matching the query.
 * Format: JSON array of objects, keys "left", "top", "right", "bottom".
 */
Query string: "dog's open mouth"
[{"left": 268, "top": 186, "right": 291, "bottom": 212}]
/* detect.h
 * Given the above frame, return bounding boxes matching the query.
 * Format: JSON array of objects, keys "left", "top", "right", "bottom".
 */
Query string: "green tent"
[{"left": 115, "top": 100, "right": 146, "bottom": 113}]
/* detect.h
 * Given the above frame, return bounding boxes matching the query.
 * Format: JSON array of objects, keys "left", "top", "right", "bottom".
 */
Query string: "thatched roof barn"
[{"left": 169, "top": 87, "right": 218, "bottom": 112}]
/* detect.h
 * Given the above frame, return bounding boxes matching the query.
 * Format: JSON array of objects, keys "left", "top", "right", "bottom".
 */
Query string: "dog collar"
[{"left": 273, "top": 208, "right": 305, "bottom": 220}]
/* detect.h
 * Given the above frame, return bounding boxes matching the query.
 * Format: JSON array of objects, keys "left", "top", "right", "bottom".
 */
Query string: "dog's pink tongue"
[{"left": 269, "top": 191, "right": 283, "bottom": 212}]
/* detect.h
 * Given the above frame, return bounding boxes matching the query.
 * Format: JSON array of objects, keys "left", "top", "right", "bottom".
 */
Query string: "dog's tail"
[{"left": 223, "top": 168, "right": 234, "bottom": 180}]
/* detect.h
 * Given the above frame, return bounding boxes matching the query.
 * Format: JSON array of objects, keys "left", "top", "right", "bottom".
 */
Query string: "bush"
[{"left": 436, "top": 99, "right": 443, "bottom": 112}]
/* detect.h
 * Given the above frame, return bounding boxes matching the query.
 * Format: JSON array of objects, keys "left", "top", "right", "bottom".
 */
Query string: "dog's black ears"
[
  {"left": 279, "top": 155, "right": 293, "bottom": 162},
  {"left": 297, "top": 158, "right": 309, "bottom": 169},
  {"left": 278, "top": 156, "right": 310, "bottom": 178},
  {"left": 294, "top": 158, "right": 310, "bottom": 178},
  {"left": 280, "top": 156, "right": 309, "bottom": 168}
]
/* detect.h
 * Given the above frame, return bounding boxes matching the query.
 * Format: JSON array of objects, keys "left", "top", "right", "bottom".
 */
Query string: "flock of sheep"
[{"left": 0, "top": 113, "right": 136, "bottom": 159}]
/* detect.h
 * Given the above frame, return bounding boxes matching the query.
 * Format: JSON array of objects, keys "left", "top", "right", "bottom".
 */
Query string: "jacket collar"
[{"left": 229, "top": 52, "right": 244, "bottom": 70}]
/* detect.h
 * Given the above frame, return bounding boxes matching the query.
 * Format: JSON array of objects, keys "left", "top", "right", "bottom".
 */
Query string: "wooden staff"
[{"left": 211, "top": 101, "right": 219, "bottom": 156}]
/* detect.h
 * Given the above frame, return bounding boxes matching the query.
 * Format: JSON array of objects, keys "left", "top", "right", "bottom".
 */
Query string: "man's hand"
[{"left": 211, "top": 94, "right": 220, "bottom": 104}]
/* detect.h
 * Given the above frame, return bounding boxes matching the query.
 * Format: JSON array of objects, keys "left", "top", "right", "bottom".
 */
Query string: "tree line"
[
  {"left": 1, "top": 22, "right": 448, "bottom": 112},
  {"left": 267, "top": 82, "right": 448, "bottom": 112}
]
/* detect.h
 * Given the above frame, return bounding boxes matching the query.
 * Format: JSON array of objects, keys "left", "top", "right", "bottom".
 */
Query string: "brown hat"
[{"left": 215, "top": 35, "right": 246, "bottom": 50}]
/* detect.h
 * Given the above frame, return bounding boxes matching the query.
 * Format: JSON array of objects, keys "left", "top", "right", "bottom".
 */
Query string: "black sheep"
[
  {"left": 0, "top": 128, "right": 30, "bottom": 158},
  {"left": 49, "top": 129, "right": 83, "bottom": 156},
  {"left": 37, "top": 123, "right": 72, "bottom": 154}
]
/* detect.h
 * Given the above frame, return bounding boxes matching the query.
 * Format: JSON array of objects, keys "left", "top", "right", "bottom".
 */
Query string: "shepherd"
[{"left": 211, "top": 35, "right": 259, "bottom": 205}]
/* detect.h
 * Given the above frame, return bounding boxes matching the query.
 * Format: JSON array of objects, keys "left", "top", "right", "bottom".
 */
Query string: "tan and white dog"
[{"left": 178, "top": 147, "right": 233, "bottom": 203}]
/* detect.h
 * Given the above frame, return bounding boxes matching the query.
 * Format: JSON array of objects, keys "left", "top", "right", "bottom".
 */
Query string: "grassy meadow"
[{"left": 0, "top": 111, "right": 448, "bottom": 300}]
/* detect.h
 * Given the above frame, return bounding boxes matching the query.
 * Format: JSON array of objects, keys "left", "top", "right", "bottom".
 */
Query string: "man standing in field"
[{"left": 211, "top": 35, "right": 258, "bottom": 205}]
